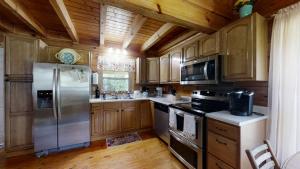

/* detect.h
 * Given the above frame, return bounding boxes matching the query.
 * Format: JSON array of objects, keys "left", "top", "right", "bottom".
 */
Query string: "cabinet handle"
[
  {"left": 216, "top": 139, "right": 227, "bottom": 146},
  {"left": 215, "top": 126, "right": 227, "bottom": 132},
  {"left": 216, "top": 163, "right": 224, "bottom": 169}
]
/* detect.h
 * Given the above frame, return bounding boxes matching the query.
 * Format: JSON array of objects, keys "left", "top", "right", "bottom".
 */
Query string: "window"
[{"left": 102, "top": 71, "right": 129, "bottom": 91}]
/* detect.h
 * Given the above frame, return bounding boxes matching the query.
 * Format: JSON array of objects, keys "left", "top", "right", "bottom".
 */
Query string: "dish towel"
[
  {"left": 183, "top": 113, "right": 196, "bottom": 140},
  {"left": 169, "top": 108, "right": 177, "bottom": 129}
]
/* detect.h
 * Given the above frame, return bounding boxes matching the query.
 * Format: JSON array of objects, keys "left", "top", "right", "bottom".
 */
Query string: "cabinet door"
[
  {"left": 135, "top": 57, "right": 146, "bottom": 84},
  {"left": 222, "top": 16, "right": 253, "bottom": 81},
  {"left": 201, "top": 32, "right": 220, "bottom": 56},
  {"left": 121, "top": 102, "right": 140, "bottom": 131},
  {"left": 91, "top": 106, "right": 103, "bottom": 137},
  {"left": 169, "top": 48, "right": 181, "bottom": 82},
  {"left": 140, "top": 101, "right": 152, "bottom": 129},
  {"left": 5, "top": 35, "right": 38, "bottom": 152},
  {"left": 183, "top": 40, "right": 198, "bottom": 62},
  {"left": 146, "top": 57, "right": 160, "bottom": 83},
  {"left": 5, "top": 35, "right": 38, "bottom": 75},
  {"left": 103, "top": 108, "right": 121, "bottom": 134},
  {"left": 5, "top": 81, "right": 33, "bottom": 151},
  {"left": 159, "top": 54, "right": 169, "bottom": 83}
]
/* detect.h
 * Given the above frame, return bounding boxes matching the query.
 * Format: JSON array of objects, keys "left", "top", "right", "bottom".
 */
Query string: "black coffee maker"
[{"left": 228, "top": 90, "right": 254, "bottom": 116}]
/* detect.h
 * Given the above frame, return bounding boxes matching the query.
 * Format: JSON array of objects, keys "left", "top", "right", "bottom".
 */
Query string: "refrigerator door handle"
[
  {"left": 52, "top": 69, "right": 57, "bottom": 119},
  {"left": 57, "top": 68, "right": 62, "bottom": 119}
]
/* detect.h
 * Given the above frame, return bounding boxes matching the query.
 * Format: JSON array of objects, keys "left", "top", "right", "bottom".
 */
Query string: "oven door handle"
[{"left": 169, "top": 130, "right": 199, "bottom": 151}]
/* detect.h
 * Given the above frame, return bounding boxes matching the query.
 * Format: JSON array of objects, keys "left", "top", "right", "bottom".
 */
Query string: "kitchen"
[{"left": 0, "top": 0, "right": 300, "bottom": 169}]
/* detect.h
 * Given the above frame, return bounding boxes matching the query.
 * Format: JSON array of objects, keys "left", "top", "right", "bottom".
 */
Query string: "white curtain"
[{"left": 268, "top": 1, "right": 300, "bottom": 165}]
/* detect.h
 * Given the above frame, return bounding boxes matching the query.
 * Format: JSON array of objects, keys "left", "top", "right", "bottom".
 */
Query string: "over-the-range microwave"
[{"left": 180, "top": 55, "right": 219, "bottom": 85}]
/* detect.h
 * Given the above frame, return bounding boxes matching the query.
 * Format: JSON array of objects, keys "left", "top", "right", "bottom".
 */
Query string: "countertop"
[
  {"left": 90, "top": 96, "right": 191, "bottom": 105},
  {"left": 206, "top": 110, "right": 268, "bottom": 127}
]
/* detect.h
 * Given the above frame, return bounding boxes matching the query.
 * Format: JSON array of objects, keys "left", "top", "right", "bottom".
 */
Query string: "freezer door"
[
  {"left": 33, "top": 63, "right": 58, "bottom": 152},
  {"left": 57, "top": 64, "right": 90, "bottom": 147}
]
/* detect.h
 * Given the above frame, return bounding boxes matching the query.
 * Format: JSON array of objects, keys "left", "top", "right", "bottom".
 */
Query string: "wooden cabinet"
[
  {"left": 221, "top": 13, "right": 268, "bottom": 81},
  {"left": 208, "top": 153, "right": 234, "bottom": 169},
  {"left": 5, "top": 35, "right": 38, "bottom": 75},
  {"left": 121, "top": 102, "right": 140, "bottom": 131},
  {"left": 207, "top": 118, "right": 267, "bottom": 169},
  {"left": 5, "top": 35, "right": 38, "bottom": 154},
  {"left": 135, "top": 57, "right": 146, "bottom": 84},
  {"left": 103, "top": 102, "right": 121, "bottom": 134},
  {"left": 183, "top": 40, "right": 198, "bottom": 62},
  {"left": 159, "top": 54, "right": 169, "bottom": 83},
  {"left": 169, "top": 48, "right": 181, "bottom": 82},
  {"left": 91, "top": 101, "right": 152, "bottom": 140},
  {"left": 146, "top": 57, "right": 160, "bottom": 83},
  {"left": 200, "top": 32, "right": 220, "bottom": 56},
  {"left": 140, "top": 101, "right": 152, "bottom": 128},
  {"left": 91, "top": 104, "right": 103, "bottom": 137}
]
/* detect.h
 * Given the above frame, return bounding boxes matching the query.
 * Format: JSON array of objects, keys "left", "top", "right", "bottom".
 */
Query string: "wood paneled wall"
[{"left": 37, "top": 45, "right": 90, "bottom": 65}]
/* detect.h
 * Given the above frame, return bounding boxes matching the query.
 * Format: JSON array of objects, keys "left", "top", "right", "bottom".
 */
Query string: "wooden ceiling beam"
[
  {"left": 0, "top": 0, "right": 47, "bottom": 37},
  {"left": 49, "top": 0, "right": 79, "bottom": 42},
  {"left": 254, "top": 0, "right": 300, "bottom": 17},
  {"left": 122, "top": 14, "right": 147, "bottom": 49},
  {"left": 99, "top": 0, "right": 231, "bottom": 33},
  {"left": 100, "top": 4, "right": 107, "bottom": 46},
  {"left": 142, "top": 23, "right": 176, "bottom": 51},
  {"left": 0, "top": 18, "right": 13, "bottom": 32},
  {"left": 158, "top": 30, "right": 199, "bottom": 53}
]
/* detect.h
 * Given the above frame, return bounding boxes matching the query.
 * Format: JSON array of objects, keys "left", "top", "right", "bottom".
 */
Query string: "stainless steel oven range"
[{"left": 169, "top": 90, "right": 228, "bottom": 169}]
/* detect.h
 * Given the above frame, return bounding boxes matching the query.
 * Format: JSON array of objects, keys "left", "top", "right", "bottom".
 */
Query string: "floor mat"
[{"left": 106, "top": 132, "right": 142, "bottom": 147}]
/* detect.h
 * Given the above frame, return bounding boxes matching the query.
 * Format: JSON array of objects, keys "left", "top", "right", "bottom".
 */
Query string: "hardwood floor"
[{"left": 0, "top": 131, "right": 186, "bottom": 169}]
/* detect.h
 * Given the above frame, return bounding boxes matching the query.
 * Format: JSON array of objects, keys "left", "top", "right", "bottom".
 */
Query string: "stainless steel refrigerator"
[{"left": 32, "top": 63, "right": 90, "bottom": 157}]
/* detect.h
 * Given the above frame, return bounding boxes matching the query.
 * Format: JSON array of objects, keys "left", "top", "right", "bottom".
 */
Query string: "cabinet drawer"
[
  {"left": 122, "top": 101, "right": 137, "bottom": 108},
  {"left": 208, "top": 118, "right": 239, "bottom": 141},
  {"left": 207, "top": 153, "right": 234, "bottom": 169},
  {"left": 91, "top": 103, "right": 102, "bottom": 112},
  {"left": 103, "top": 102, "right": 121, "bottom": 110},
  {"left": 208, "top": 132, "right": 238, "bottom": 168}
]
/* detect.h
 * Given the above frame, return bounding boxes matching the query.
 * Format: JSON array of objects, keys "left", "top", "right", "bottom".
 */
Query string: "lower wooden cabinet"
[
  {"left": 140, "top": 101, "right": 152, "bottom": 128},
  {"left": 207, "top": 118, "right": 267, "bottom": 169},
  {"left": 121, "top": 102, "right": 140, "bottom": 131},
  {"left": 91, "top": 100, "right": 152, "bottom": 141},
  {"left": 103, "top": 108, "right": 122, "bottom": 134},
  {"left": 207, "top": 153, "right": 234, "bottom": 169}
]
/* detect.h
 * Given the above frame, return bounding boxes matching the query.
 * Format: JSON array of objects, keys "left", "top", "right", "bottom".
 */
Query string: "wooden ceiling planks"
[
  {"left": 128, "top": 18, "right": 165, "bottom": 49},
  {"left": 18, "top": 0, "right": 67, "bottom": 34},
  {"left": 64, "top": 0, "right": 100, "bottom": 46},
  {"left": 254, "top": 0, "right": 300, "bottom": 17},
  {"left": 0, "top": 0, "right": 47, "bottom": 37},
  {"left": 49, "top": 0, "right": 79, "bottom": 42},
  {"left": 105, "top": 5, "right": 134, "bottom": 44}
]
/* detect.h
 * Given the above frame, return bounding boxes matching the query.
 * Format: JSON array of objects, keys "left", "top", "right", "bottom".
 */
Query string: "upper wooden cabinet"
[
  {"left": 159, "top": 54, "right": 170, "bottom": 83},
  {"left": 200, "top": 32, "right": 220, "bottom": 57},
  {"left": 221, "top": 13, "right": 268, "bottom": 81},
  {"left": 5, "top": 35, "right": 38, "bottom": 75},
  {"left": 146, "top": 57, "right": 160, "bottom": 83},
  {"left": 169, "top": 48, "right": 182, "bottom": 82},
  {"left": 183, "top": 40, "right": 198, "bottom": 62},
  {"left": 135, "top": 57, "right": 146, "bottom": 84}
]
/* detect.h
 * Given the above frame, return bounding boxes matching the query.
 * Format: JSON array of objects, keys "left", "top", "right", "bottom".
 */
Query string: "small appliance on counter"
[
  {"left": 228, "top": 90, "right": 254, "bottom": 116},
  {"left": 156, "top": 87, "right": 163, "bottom": 97},
  {"left": 133, "top": 90, "right": 142, "bottom": 98}
]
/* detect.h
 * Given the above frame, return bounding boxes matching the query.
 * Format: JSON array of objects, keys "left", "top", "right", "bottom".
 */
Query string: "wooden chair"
[{"left": 246, "top": 140, "right": 281, "bottom": 169}]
